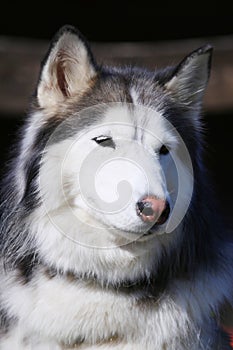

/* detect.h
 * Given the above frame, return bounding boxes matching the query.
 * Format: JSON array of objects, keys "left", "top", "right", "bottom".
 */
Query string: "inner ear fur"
[
  {"left": 37, "top": 25, "right": 97, "bottom": 109},
  {"left": 164, "top": 45, "right": 213, "bottom": 107}
]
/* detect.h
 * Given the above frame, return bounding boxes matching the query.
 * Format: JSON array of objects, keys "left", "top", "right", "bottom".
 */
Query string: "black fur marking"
[
  {"left": 171, "top": 44, "right": 213, "bottom": 82},
  {"left": 0, "top": 307, "right": 16, "bottom": 335},
  {"left": 21, "top": 152, "right": 41, "bottom": 212},
  {"left": 20, "top": 117, "right": 62, "bottom": 211},
  {"left": 17, "top": 252, "right": 39, "bottom": 284},
  {"left": 43, "top": 266, "right": 166, "bottom": 299}
]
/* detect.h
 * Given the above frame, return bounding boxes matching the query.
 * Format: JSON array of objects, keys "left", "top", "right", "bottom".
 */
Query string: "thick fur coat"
[{"left": 0, "top": 25, "right": 232, "bottom": 349}]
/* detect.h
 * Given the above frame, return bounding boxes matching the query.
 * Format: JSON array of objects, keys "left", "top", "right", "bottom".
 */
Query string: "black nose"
[
  {"left": 137, "top": 201, "right": 154, "bottom": 216},
  {"left": 136, "top": 196, "right": 170, "bottom": 225}
]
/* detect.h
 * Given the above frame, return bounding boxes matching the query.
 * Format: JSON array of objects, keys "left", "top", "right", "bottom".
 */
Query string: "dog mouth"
[
  {"left": 100, "top": 204, "right": 171, "bottom": 238},
  {"left": 75, "top": 199, "right": 170, "bottom": 239}
]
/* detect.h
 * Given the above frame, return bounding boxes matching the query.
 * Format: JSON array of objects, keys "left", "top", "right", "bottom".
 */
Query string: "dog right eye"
[{"left": 92, "top": 136, "right": 115, "bottom": 149}]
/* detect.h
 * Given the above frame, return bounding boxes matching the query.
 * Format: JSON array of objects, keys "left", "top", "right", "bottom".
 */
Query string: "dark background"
[
  {"left": 0, "top": 4, "right": 233, "bottom": 213},
  {"left": 0, "top": 3, "right": 233, "bottom": 42}
]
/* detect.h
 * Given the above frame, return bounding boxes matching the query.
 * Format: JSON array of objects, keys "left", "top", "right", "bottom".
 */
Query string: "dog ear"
[
  {"left": 164, "top": 45, "right": 213, "bottom": 107},
  {"left": 37, "top": 25, "right": 97, "bottom": 108}
]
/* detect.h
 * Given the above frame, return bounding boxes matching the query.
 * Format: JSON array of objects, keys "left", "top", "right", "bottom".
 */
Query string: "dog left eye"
[
  {"left": 159, "top": 145, "right": 170, "bottom": 155},
  {"left": 92, "top": 135, "right": 115, "bottom": 149}
]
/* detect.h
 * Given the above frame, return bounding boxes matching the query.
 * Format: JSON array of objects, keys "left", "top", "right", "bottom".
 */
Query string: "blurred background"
[{"left": 0, "top": 0, "right": 232, "bottom": 338}]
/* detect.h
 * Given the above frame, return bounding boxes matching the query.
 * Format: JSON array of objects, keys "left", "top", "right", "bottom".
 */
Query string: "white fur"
[
  {"left": 39, "top": 104, "right": 179, "bottom": 235},
  {"left": 130, "top": 87, "right": 139, "bottom": 105},
  {"left": 13, "top": 111, "right": 45, "bottom": 200},
  {"left": 37, "top": 31, "right": 96, "bottom": 109},
  {"left": 1, "top": 261, "right": 231, "bottom": 349}
]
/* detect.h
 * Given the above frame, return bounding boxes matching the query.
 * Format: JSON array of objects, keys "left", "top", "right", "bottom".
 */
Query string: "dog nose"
[{"left": 136, "top": 196, "right": 170, "bottom": 225}]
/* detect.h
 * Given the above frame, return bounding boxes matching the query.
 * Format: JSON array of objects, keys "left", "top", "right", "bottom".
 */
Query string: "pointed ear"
[
  {"left": 164, "top": 45, "right": 213, "bottom": 107},
  {"left": 37, "top": 25, "right": 97, "bottom": 108}
]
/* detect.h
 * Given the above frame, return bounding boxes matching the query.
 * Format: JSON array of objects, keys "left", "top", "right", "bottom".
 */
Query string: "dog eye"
[
  {"left": 92, "top": 135, "right": 115, "bottom": 149},
  {"left": 159, "top": 145, "right": 169, "bottom": 155}
]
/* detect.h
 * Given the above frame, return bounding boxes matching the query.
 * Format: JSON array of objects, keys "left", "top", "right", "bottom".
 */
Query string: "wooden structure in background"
[{"left": 0, "top": 35, "right": 233, "bottom": 115}]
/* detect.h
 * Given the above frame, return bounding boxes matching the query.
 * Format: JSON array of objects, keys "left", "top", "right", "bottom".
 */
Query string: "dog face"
[{"left": 40, "top": 102, "right": 178, "bottom": 238}]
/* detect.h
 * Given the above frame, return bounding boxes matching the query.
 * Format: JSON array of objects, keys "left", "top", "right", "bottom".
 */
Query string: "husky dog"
[{"left": 0, "top": 25, "right": 232, "bottom": 349}]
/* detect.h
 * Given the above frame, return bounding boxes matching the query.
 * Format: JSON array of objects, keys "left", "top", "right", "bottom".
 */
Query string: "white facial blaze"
[
  {"left": 38, "top": 102, "right": 193, "bottom": 249},
  {"left": 78, "top": 140, "right": 166, "bottom": 233}
]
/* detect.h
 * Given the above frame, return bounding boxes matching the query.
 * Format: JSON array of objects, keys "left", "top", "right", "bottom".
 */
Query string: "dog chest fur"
[{"left": 0, "top": 264, "right": 229, "bottom": 349}]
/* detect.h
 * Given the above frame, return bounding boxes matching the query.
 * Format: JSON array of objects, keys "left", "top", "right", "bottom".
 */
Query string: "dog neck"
[{"left": 44, "top": 265, "right": 166, "bottom": 298}]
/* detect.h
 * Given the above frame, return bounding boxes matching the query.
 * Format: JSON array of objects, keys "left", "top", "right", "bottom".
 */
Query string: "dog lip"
[
  {"left": 143, "top": 230, "right": 154, "bottom": 236},
  {"left": 143, "top": 225, "right": 160, "bottom": 236}
]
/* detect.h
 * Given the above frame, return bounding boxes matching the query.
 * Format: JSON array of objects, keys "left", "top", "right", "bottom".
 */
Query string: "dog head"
[{"left": 16, "top": 26, "right": 212, "bottom": 282}]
